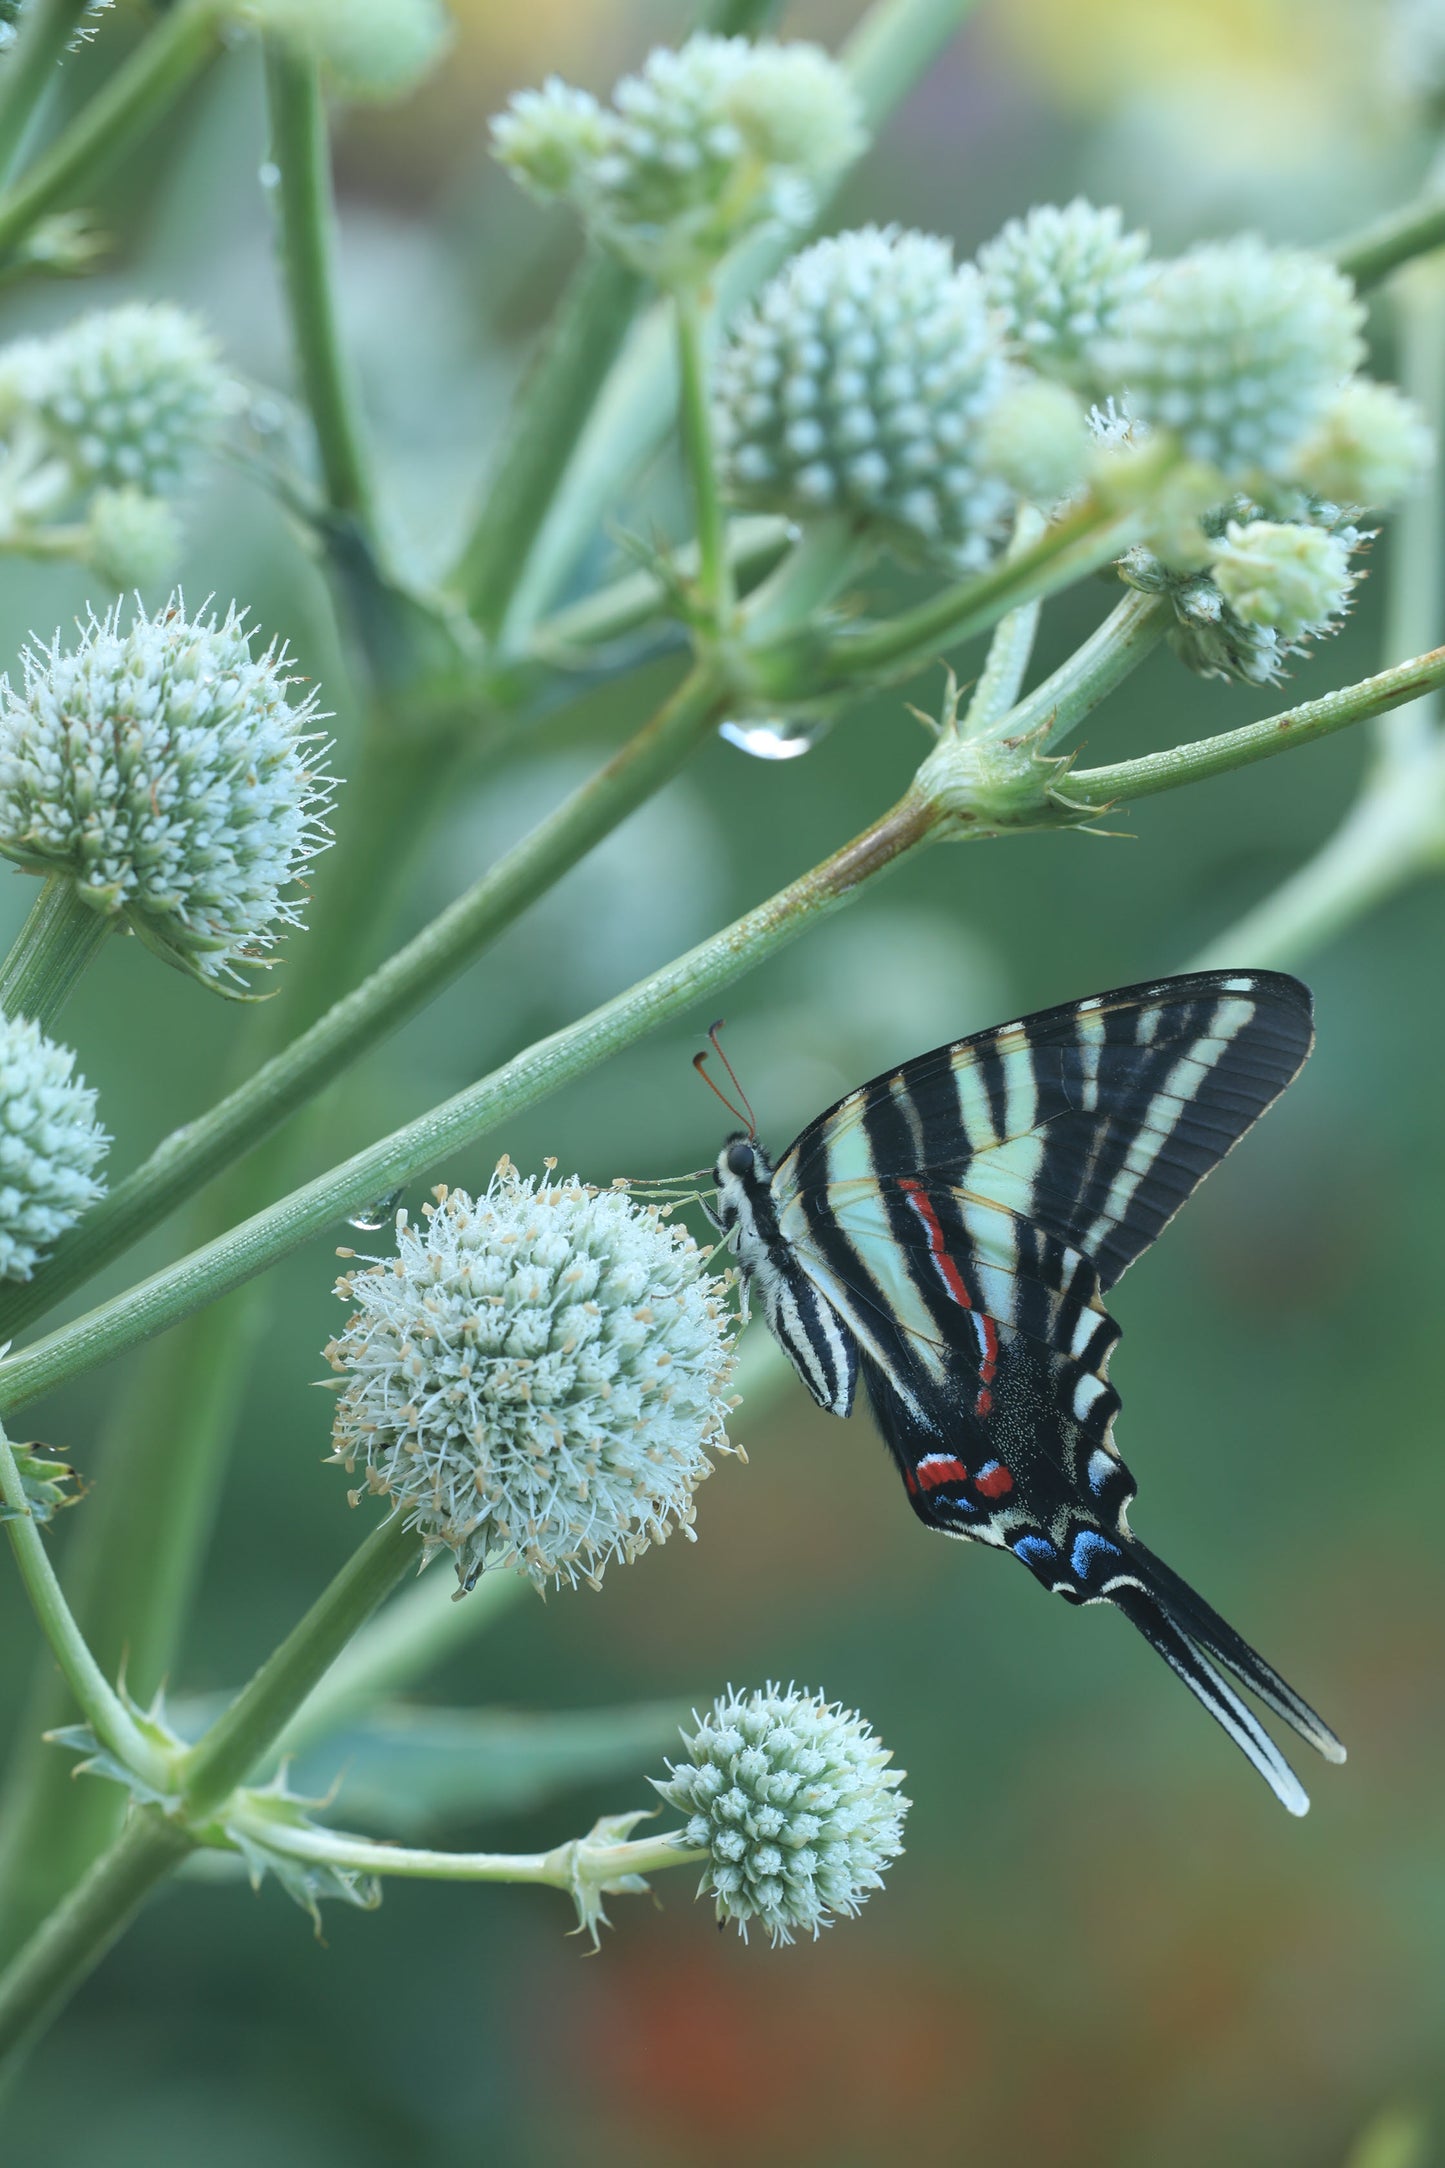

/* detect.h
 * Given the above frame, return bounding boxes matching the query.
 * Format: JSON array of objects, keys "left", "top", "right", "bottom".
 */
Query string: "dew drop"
[
  {"left": 258, "top": 161, "right": 281, "bottom": 190},
  {"left": 717, "top": 716, "right": 829, "bottom": 761},
  {"left": 347, "top": 1186, "right": 406, "bottom": 1232}
]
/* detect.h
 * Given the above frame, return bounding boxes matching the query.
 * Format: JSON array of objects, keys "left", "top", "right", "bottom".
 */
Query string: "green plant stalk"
[
  {"left": 675, "top": 286, "right": 731, "bottom": 622},
  {"left": 0, "top": 1807, "right": 190, "bottom": 2074},
  {"left": 1065, "top": 644, "right": 1445, "bottom": 809},
  {"left": 223, "top": 1809, "right": 702, "bottom": 1892},
  {"left": 0, "top": 1, "right": 222, "bottom": 260},
  {"left": 0, "top": 664, "right": 730, "bottom": 1342},
  {"left": 738, "top": 514, "right": 869, "bottom": 649},
  {"left": 962, "top": 506, "right": 1047, "bottom": 732},
  {"left": 0, "top": 0, "right": 91, "bottom": 184},
  {"left": 263, "top": 43, "right": 375, "bottom": 531},
  {"left": 176, "top": 1515, "right": 423, "bottom": 1820},
  {"left": 0, "top": 875, "right": 111, "bottom": 1027},
  {"left": 1377, "top": 262, "right": 1445, "bottom": 766},
  {"left": 808, "top": 499, "right": 1142, "bottom": 691},
  {"left": 1331, "top": 190, "right": 1445, "bottom": 293},
  {"left": 499, "top": 0, "right": 980, "bottom": 641},
  {"left": 1010, "top": 589, "right": 1168, "bottom": 750}
]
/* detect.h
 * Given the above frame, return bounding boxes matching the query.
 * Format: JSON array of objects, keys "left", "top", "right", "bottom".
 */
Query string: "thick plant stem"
[
  {"left": 176, "top": 1516, "right": 423, "bottom": 1820},
  {"left": 0, "top": 789, "right": 942, "bottom": 1412},
  {"left": 224, "top": 1811, "right": 701, "bottom": 1893},
  {"left": 0, "top": 664, "right": 730, "bottom": 1340},
  {"left": 962, "top": 506, "right": 1046, "bottom": 732},
  {"left": 0, "top": 0, "right": 91, "bottom": 184},
  {"left": 0, "top": 1808, "right": 190, "bottom": 2076},
  {"left": 0, "top": 2, "right": 222, "bottom": 260},
  {"left": 1332, "top": 191, "right": 1445, "bottom": 293},
  {"left": 1010, "top": 589, "right": 1168, "bottom": 750},
  {"left": 0, "top": 876, "right": 110, "bottom": 1027},
  {"left": 675, "top": 287, "right": 730, "bottom": 622},
  {"left": 263, "top": 44, "right": 375, "bottom": 531}
]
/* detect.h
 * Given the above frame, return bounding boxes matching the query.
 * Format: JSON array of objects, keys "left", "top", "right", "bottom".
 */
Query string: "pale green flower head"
[
  {"left": 0, "top": 303, "right": 230, "bottom": 499},
  {"left": 0, "top": 600, "right": 336, "bottom": 993},
  {"left": 715, "top": 226, "right": 1015, "bottom": 572},
  {"left": 237, "top": 0, "right": 453, "bottom": 101},
  {"left": 654, "top": 1683, "right": 910, "bottom": 1944},
  {"left": 83, "top": 487, "right": 182, "bottom": 591},
  {"left": 326, "top": 1166, "right": 738, "bottom": 1593},
  {"left": 1097, "top": 239, "right": 1365, "bottom": 481},
  {"left": 0, "top": 1015, "right": 108, "bottom": 1282},
  {"left": 1296, "top": 379, "right": 1435, "bottom": 509},
  {"left": 1209, "top": 517, "right": 1357, "bottom": 637},
  {"left": 978, "top": 199, "right": 1151, "bottom": 392},
  {"left": 978, "top": 376, "right": 1091, "bottom": 505},
  {"left": 492, "top": 35, "right": 865, "bottom": 287}
]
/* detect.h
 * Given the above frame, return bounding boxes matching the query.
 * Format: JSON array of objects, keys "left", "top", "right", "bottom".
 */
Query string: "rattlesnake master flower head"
[
  {"left": 0, "top": 1016, "right": 107, "bottom": 1282},
  {"left": 654, "top": 1684, "right": 909, "bottom": 1944},
  {"left": 978, "top": 199, "right": 1151, "bottom": 392},
  {"left": 326, "top": 1166, "right": 737, "bottom": 1593},
  {"left": 1097, "top": 239, "right": 1366, "bottom": 481},
  {"left": 83, "top": 487, "right": 182, "bottom": 590},
  {"left": 237, "top": 0, "right": 453, "bottom": 102},
  {"left": 1295, "top": 379, "right": 1436, "bottom": 509},
  {"left": 0, "top": 303, "right": 230, "bottom": 498},
  {"left": 978, "top": 376, "right": 1091, "bottom": 505},
  {"left": 492, "top": 36, "right": 864, "bottom": 286},
  {"left": 0, "top": 600, "right": 336, "bottom": 993},
  {"left": 1209, "top": 517, "right": 1357, "bottom": 637},
  {"left": 716, "top": 226, "right": 1014, "bottom": 572}
]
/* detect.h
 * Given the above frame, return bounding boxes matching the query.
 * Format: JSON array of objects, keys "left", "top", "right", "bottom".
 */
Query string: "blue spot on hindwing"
[
  {"left": 1012, "top": 1534, "right": 1056, "bottom": 1570},
  {"left": 1070, "top": 1529, "right": 1122, "bottom": 1581}
]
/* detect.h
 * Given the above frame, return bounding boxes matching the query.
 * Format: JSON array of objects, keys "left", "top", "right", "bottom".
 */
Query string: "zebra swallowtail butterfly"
[{"left": 706, "top": 969, "right": 1344, "bottom": 1816}]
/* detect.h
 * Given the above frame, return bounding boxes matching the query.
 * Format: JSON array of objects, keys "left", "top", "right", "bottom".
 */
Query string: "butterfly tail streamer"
[
  {"left": 1107, "top": 1580, "right": 1315, "bottom": 1817},
  {"left": 1125, "top": 1537, "right": 1346, "bottom": 1766}
]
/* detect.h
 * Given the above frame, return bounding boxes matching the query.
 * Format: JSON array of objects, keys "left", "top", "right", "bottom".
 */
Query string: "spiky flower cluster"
[
  {"left": 978, "top": 199, "right": 1151, "bottom": 392},
  {"left": 492, "top": 35, "right": 864, "bottom": 286},
  {"left": 715, "top": 226, "right": 1014, "bottom": 571},
  {"left": 1296, "top": 379, "right": 1435, "bottom": 509},
  {"left": 0, "top": 303, "right": 229, "bottom": 499},
  {"left": 1097, "top": 238, "right": 1364, "bottom": 480},
  {"left": 654, "top": 1684, "right": 909, "bottom": 1943},
  {"left": 0, "top": 601, "right": 336, "bottom": 992},
  {"left": 978, "top": 376, "right": 1091, "bottom": 506},
  {"left": 1120, "top": 495, "right": 1366, "bottom": 684},
  {"left": 326, "top": 1166, "right": 737, "bottom": 1593},
  {"left": 237, "top": 0, "right": 453, "bottom": 103},
  {"left": 0, "top": 1015, "right": 107, "bottom": 1282}
]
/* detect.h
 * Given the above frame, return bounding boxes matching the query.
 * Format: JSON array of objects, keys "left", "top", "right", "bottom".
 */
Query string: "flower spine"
[
  {"left": 0, "top": 1016, "right": 108, "bottom": 1282},
  {"left": 715, "top": 226, "right": 1015, "bottom": 571},
  {"left": 654, "top": 1683, "right": 910, "bottom": 1943},
  {"left": 326, "top": 1165, "right": 738, "bottom": 1592},
  {"left": 0, "top": 600, "right": 336, "bottom": 993}
]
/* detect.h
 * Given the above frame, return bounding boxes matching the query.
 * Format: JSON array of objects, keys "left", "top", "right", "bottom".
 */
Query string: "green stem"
[
  {"left": 962, "top": 506, "right": 1047, "bottom": 732},
  {"left": 263, "top": 43, "right": 374, "bottom": 530},
  {"left": 176, "top": 1516, "right": 422, "bottom": 1821},
  {"left": 1010, "top": 589, "right": 1169, "bottom": 751},
  {"left": 1065, "top": 645, "right": 1445, "bottom": 809},
  {"left": 0, "top": 2, "right": 222, "bottom": 260},
  {"left": 0, "top": 0, "right": 90, "bottom": 184},
  {"left": 0, "top": 664, "right": 728, "bottom": 1340},
  {"left": 498, "top": 0, "right": 979, "bottom": 638},
  {"left": 0, "top": 1808, "right": 190, "bottom": 2075},
  {"left": 0, "top": 875, "right": 110, "bottom": 1026},
  {"left": 0, "top": 787, "right": 940, "bottom": 1412},
  {"left": 1331, "top": 189, "right": 1445, "bottom": 293},
  {"left": 0, "top": 1423, "right": 163, "bottom": 1787},
  {"left": 739, "top": 514, "right": 870, "bottom": 651},
  {"left": 453, "top": 253, "right": 645, "bottom": 640},
  {"left": 675, "top": 286, "right": 730, "bottom": 623},
  {"left": 225, "top": 1810, "right": 701, "bottom": 1892},
  {"left": 1378, "top": 262, "right": 1445, "bottom": 767},
  {"left": 522, "top": 516, "right": 789, "bottom": 668},
  {"left": 807, "top": 500, "right": 1142, "bottom": 691}
]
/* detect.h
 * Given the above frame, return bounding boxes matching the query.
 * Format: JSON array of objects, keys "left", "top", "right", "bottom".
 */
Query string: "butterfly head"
[{"left": 712, "top": 1131, "right": 775, "bottom": 1233}]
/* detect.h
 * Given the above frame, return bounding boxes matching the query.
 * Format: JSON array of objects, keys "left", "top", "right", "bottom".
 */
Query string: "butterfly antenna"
[{"left": 692, "top": 1020, "right": 757, "bottom": 1135}]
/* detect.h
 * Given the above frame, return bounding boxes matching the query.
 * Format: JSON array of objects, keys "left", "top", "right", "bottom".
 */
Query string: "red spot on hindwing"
[
  {"left": 973, "top": 1460, "right": 1014, "bottom": 1499},
  {"left": 915, "top": 1453, "right": 970, "bottom": 1492}
]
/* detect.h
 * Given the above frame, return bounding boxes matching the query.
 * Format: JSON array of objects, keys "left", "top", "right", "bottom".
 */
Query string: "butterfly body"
[{"left": 712, "top": 969, "right": 1345, "bottom": 1816}]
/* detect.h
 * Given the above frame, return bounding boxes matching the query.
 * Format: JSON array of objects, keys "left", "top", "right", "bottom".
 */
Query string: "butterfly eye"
[{"left": 726, "top": 1140, "right": 755, "bottom": 1179}]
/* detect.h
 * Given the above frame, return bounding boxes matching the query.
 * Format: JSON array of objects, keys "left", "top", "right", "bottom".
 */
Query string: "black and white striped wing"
[{"left": 771, "top": 970, "right": 1314, "bottom": 1322}]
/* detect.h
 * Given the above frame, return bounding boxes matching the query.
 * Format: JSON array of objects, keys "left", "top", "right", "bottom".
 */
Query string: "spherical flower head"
[
  {"left": 238, "top": 0, "right": 453, "bottom": 101},
  {"left": 326, "top": 1165, "right": 738, "bottom": 1593},
  {"left": 84, "top": 487, "right": 182, "bottom": 591},
  {"left": 0, "top": 303, "right": 230, "bottom": 498},
  {"left": 978, "top": 375, "right": 1090, "bottom": 505},
  {"left": 0, "top": 600, "right": 336, "bottom": 994},
  {"left": 492, "top": 36, "right": 864, "bottom": 287},
  {"left": 716, "top": 226, "right": 1014, "bottom": 573},
  {"left": 978, "top": 199, "right": 1150, "bottom": 392},
  {"left": 1295, "top": 378, "right": 1435, "bottom": 509},
  {"left": 654, "top": 1683, "right": 909, "bottom": 1944},
  {"left": 0, "top": 1015, "right": 107, "bottom": 1282},
  {"left": 1097, "top": 239, "right": 1365, "bottom": 481},
  {"left": 1209, "top": 517, "right": 1356, "bottom": 637}
]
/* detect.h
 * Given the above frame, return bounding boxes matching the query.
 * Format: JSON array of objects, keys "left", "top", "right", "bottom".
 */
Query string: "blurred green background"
[{"left": 0, "top": 1, "right": 1442, "bottom": 2162}]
